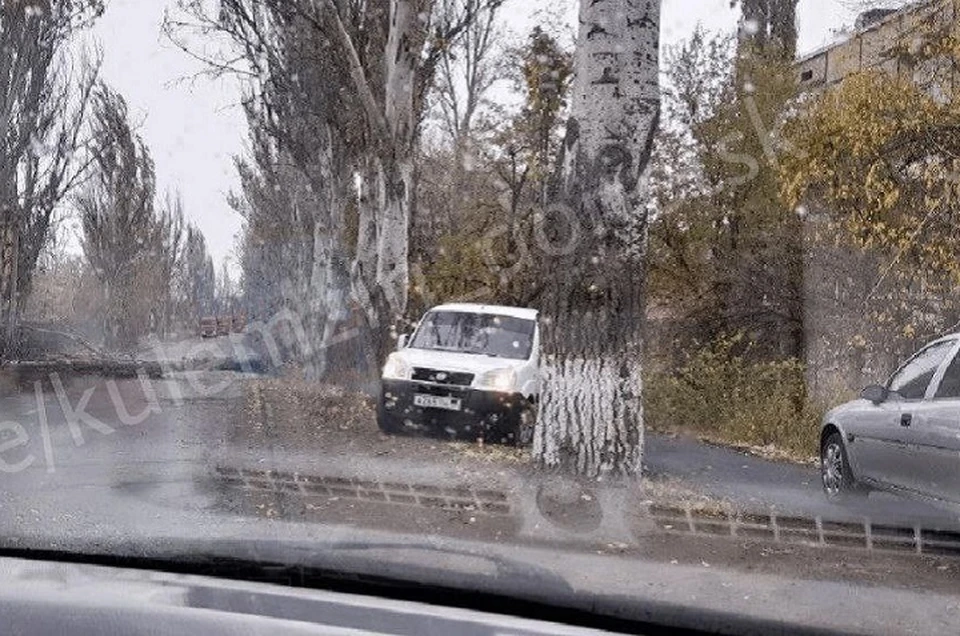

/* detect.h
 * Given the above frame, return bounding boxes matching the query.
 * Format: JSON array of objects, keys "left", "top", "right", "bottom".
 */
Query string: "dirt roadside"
[{"left": 196, "top": 378, "right": 960, "bottom": 597}]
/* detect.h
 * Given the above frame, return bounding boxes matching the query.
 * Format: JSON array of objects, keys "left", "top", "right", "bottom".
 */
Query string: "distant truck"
[
  {"left": 199, "top": 315, "right": 245, "bottom": 338},
  {"left": 199, "top": 316, "right": 218, "bottom": 338}
]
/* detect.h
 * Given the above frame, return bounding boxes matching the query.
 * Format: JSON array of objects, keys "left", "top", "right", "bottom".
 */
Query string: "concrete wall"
[{"left": 796, "top": 0, "right": 957, "bottom": 100}]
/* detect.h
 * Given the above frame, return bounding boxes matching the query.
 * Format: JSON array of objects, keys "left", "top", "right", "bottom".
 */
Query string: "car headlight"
[
  {"left": 477, "top": 368, "right": 517, "bottom": 392},
  {"left": 382, "top": 354, "right": 411, "bottom": 380}
]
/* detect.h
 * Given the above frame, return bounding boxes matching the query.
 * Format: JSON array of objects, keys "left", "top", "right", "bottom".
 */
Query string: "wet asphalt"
[
  {"left": 1, "top": 359, "right": 960, "bottom": 635},
  {"left": 0, "top": 361, "right": 957, "bottom": 549},
  {"left": 644, "top": 432, "right": 960, "bottom": 528}
]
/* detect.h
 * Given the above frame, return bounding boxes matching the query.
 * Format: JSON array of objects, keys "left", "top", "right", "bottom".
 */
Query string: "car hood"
[
  {"left": 0, "top": 543, "right": 587, "bottom": 636},
  {"left": 0, "top": 532, "right": 946, "bottom": 636},
  {"left": 395, "top": 347, "right": 530, "bottom": 373}
]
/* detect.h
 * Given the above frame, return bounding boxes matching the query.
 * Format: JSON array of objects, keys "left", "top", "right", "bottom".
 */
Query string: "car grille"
[{"left": 412, "top": 367, "right": 474, "bottom": 386}]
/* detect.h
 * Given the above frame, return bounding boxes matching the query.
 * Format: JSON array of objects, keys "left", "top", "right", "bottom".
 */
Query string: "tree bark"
[
  {"left": 348, "top": 0, "right": 419, "bottom": 371},
  {"left": 535, "top": 0, "right": 661, "bottom": 477},
  {"left": 351, "top": 154, "right": 411, "bottom": 369},
  {"left": 306, "top": 134, "right": 351, "bottom": 379},
  {"left": 0, "top": 215, "right": 20, "bottom": 360}
]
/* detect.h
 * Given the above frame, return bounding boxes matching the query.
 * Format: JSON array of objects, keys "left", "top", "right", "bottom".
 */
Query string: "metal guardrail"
[
  {"left": 648, "top": 504, "right": 960, "bottom": 557},
  {"left": 213, "top": 466, "right": 512, "bottom": 516},
  {"left": 212, "top": 466, "right": 960, "bottom": 557}
]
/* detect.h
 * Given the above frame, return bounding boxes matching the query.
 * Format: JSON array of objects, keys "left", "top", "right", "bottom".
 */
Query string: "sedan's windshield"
[{"left": 410, "top": 312, "right": 535, "bottom": 360}]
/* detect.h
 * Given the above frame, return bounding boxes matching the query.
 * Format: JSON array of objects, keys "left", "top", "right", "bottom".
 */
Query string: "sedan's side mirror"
[
  {"left": 861, "top": 384, "right": 889, "bottom": 404},
  {"left": 397, "top": 333, "right": 410, "bottom": 350}
]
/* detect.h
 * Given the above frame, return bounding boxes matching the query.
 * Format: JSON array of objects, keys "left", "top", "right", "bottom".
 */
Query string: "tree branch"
[{"left": 308, "top": 0, "right": 392, "bottom": 146}]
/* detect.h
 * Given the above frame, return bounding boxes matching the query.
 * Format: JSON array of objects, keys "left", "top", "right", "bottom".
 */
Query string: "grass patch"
[{"left": 645, "top": 335, "right": 824, "bottom": 463}]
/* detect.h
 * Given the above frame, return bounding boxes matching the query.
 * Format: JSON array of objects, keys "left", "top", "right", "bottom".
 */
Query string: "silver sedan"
[{"left": 820, "top": 334, "right": 960, "bottom": 502}]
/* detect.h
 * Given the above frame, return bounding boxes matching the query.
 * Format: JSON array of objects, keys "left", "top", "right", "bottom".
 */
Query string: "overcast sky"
[{"left": 81, "top": 0, "right": 861, "bottom": 277}]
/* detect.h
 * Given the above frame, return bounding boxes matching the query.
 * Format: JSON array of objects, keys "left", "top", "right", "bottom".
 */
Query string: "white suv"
[{"left": 377, "top": 303, "right": 539, "bottom": 445}]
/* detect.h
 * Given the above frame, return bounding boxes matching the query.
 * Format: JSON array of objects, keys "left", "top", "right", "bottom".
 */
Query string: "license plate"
[{"left": 414, "top": 394, "right": 462, "bottom": 411}]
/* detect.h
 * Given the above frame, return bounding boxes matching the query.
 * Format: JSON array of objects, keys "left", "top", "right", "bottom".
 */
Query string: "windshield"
[
  {"left": 409, "top": 312, "right": 535, "bottom": 360},
  {"left": 3, "top": 1, "right": 960, "bottom": 634}
]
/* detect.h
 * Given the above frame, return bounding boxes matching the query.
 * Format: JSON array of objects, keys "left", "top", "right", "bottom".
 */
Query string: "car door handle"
[{"left": 901, "top": 413, "right": 913, "bottom": 427}]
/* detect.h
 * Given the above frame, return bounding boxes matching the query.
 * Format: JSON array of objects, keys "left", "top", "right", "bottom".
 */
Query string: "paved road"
[
  {"left": 0, "top": 370, "right": 529, "bottom": 547},
  {"left": 645, "top": 432, "right": 960, "bottom": 527},
  {"left": 129, "top": 337, "right": 959, "bottom": 527},
  {"left": 2, "top": 367, "right": 957, "bottom": 540},
  {"left": 0, "top": 372, "right": 242, "bottom": 544}
]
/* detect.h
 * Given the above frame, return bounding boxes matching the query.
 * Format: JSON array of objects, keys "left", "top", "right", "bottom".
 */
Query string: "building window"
[{"left": 800, "top": 69, "right": 814, "bottom": 82}]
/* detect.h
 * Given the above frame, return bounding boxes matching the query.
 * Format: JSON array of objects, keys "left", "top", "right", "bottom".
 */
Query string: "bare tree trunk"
[
  {"left": 351, "top": 155, "right": 411, "bottom": 369},
  {"left": 375, "top": 159, "right": 412, "bottom": 321},
  {"left": 534, "top": 0, "right": 661, "bottom": 478},
  {"left": 0, "top": 216, "right": 19, "bottom": 359},
  {"left": 169, "top": 0, "right": 495, "bottom": 374},
  {"left": 305, "top": 134, "right": 351, "bottom": 379},
  {"left": 348, "top": 0, "right": 419, "bottom": 370},
  {"left": 352, "top": 157, "right": 386, "bottom": 360},
  {"left": 374, "top": 0, "right": 417, "bottom": 354}
]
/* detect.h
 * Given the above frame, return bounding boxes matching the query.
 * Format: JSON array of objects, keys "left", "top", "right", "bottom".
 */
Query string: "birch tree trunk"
[
  {"left": 306, "top": 133, "right": 350, "bottom": 379},
  {"left": 349, "top": 0, "right": 419, "bottom": 369},
  {"left": 534, "top": 0, "right": 661, "bottom": 477},
  {"left": 352, "top": 155, "right": 413, "bottom": 368},
  {"left": 0, "top": 215, "right": 20, "bottom": 359},
  {"left": 175, "top": 0, "right": 486, "bottom": 376}
]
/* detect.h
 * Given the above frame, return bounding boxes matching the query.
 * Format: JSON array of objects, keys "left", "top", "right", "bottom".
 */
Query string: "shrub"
[{"left": 644, "top": 334, "right": 822, "bottom": 459}]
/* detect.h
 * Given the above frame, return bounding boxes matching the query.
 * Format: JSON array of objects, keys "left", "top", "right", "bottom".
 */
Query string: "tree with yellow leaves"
[
  {"left": 783, "top": 71, "right": 960, "bottom": 285},
  {"left": 782, "top": 30, "right": 960, "bottom": 394}
]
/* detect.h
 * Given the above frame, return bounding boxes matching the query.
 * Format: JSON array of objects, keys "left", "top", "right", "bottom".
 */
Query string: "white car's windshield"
[{"left": 410, "top": 312, "right": 535, "bottom": 360}]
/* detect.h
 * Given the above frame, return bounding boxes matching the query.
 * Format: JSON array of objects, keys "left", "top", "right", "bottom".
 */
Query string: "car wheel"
[
  {"left": 821, "top": 431, "right": 864, "bottom": 501},
  {"left": 515, "top": 404, "right": 536, "bottom": 447},
  {"left": 376, "top": 397, "right": 401, "bottom": 435}
]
